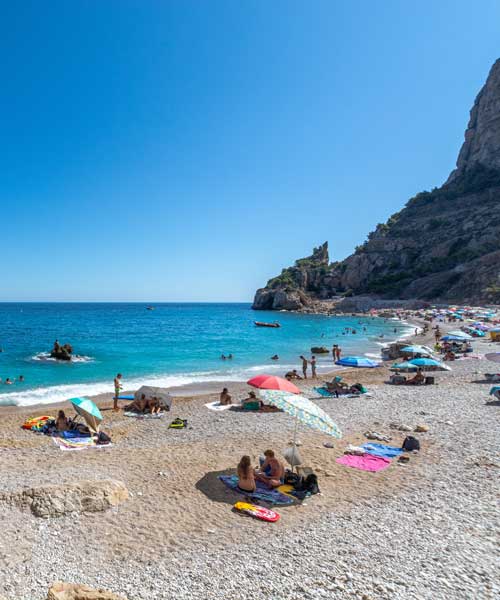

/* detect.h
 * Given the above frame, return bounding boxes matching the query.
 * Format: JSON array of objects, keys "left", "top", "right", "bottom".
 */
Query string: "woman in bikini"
[{"left": 237, "top": 455, "right": 256, "bottom": 493}]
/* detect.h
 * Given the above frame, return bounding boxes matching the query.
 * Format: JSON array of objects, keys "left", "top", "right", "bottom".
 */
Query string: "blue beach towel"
[
  {"left": 314, "top": 386, "right": 334, "bottom": 397},
  {"left": 362, "top": 443, "right": 403, "bottom": 459},
  {"left": 218, "top": 475, "right": 293, "bottom": 505},
  {"left": 61, "top": 430, "right": 91, "bottom": 439}
]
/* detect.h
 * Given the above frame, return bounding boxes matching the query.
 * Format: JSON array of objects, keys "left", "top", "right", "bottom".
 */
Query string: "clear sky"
[{"left": 2, "top": 1, "right": 499, "bottom": 302}]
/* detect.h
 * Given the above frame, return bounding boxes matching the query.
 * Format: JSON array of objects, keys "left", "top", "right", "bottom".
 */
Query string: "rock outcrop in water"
[
  {"left": 253, "top": 59, "right": 500, "bottom": 310},
  {"left": 50, "top": 341, "right": 73, "bottom": 361}
]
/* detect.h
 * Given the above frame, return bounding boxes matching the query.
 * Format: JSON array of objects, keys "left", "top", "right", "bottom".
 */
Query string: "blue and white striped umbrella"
[
  {"left": 335, "top": 356, "right": 379, "bottom": 368},
  {"left": 260, "top": 389, "right": 342, "bottom": 439}
]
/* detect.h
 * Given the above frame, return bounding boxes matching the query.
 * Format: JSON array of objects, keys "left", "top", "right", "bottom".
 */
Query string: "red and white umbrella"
[{"left": 247, "top": 374, "right": 300, "bottom": 394}]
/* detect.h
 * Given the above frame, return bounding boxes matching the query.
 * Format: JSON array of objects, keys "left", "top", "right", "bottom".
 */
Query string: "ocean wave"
[{"left": 30, "top": 352, "right": 94, "bottom": 363}]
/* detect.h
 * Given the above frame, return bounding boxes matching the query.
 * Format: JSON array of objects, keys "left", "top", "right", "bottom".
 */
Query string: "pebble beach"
[{"left": 0, "top": 323, "right": 498, "bottom": 600}]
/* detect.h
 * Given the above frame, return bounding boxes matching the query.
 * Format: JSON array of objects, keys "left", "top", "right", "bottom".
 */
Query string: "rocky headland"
[{"left": 253, "top": 59, "right": 500, "bottom": 312}]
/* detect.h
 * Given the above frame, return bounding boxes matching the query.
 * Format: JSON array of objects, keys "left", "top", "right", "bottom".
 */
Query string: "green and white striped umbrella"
[{"left": 260, "top": 389, "right": 342, "bottom": 439}]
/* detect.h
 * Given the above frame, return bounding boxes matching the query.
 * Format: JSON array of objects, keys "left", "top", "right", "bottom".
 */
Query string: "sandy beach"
[{"left": 0, "top": 321, "right": 498, "bottom": 600}]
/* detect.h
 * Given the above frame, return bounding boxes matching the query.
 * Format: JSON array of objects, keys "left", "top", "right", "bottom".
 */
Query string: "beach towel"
[
  {"left": 52, "top": 436, "right": 97, "bottom": 451},
  {"left": 61, "top": 430, "right": 91, "bottom": 439},
  {"left": 336, "top": 454, "right": 391, "bottom": 472},
  {"left": 315, "top": 387, "right": 335, "bottom": 397},
  {"left": 362, "top": 443, "right": 403, "bottom": 459},
  {"left": 116, "top": 395, "right": 135, "bottom": 400},
  {"left": 204, "top": 401, "right": 233, "bottom": 412},
  {"left": 219, "top": 475, "right": 293, "bottom": 505},
  {"left": 124, "top": 411, "right": 165, "bottom": 419}
]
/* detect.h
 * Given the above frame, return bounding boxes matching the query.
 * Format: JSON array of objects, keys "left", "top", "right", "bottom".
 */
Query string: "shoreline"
[{"left": 0, "top": 313, "right": 416, "bottom": 410}]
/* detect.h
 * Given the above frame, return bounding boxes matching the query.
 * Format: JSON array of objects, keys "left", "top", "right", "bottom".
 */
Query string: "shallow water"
[{"left": 0, "top": 303, "right": 412, "bottom": 406}]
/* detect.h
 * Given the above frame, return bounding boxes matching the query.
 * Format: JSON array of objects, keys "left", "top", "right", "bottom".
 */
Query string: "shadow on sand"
[{"left": 195, "top": 468, "right": 241, "bottom": 506}]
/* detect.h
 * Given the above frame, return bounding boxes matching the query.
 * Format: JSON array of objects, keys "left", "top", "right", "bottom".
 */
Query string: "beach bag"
[
  {"left": 303, "top": 473, "right": 320, "bottom": 495},
  {"left": 169, "top": 418, "right": 188, "bottom": 429},
  {"left": 284, "top": 472, "right": 301, "bottom": 486},
  {"left": 402, "top": 436, "right": 420, "bottom": 452},
  {"left": 96, "top": 431, "right": 111, "bottom": 445}
]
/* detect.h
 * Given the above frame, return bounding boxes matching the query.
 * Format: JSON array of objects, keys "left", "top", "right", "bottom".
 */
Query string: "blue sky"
[{"left": 2, "top": 1, "right": 499, "bottom": 301}]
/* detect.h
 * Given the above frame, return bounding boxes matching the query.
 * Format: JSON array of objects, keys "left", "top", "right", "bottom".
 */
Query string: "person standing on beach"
[
  {"left": 310, "top": 355, "right": 317, "bottom": 378},
  {"left": 336, "top": 346, "right": 342, "bottom": 361},
  {"left": 300, "top": 355, "right": 308, "bottom": 379},
  {"left": 113, "top": 373, "right": 123, "bottom": 411},
  {"left": 332, "top": 345, "right": 338, "bottom": 363}
]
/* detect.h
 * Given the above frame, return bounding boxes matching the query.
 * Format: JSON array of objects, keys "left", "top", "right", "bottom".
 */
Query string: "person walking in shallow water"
[
  {"left": 113, "top": 373, "right": 123, "bottom": 411},
  {"left": 300, "top": 355, "right": 308, "bottom": 379}
]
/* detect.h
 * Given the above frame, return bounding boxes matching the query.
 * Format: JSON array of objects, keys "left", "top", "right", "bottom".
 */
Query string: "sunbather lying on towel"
[{"left": 255, "top": 449, "right": 284, "bottom": 488}]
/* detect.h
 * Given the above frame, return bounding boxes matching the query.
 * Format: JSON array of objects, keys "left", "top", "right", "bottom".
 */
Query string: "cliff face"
[{"left": 253, "top": 59, "right": 500, "bottom": 310}]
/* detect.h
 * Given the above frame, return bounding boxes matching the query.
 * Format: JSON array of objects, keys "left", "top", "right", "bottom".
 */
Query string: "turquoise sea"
[{"left": 0, "top": 303, "right": 413, "bottom": 406}]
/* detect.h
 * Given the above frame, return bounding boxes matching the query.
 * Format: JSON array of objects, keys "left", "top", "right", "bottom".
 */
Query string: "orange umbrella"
[{"left": 247, "top": 374, "right": 300, "bottom": 394}]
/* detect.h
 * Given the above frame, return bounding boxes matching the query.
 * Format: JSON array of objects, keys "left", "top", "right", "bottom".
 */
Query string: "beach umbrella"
[
  {"left": 391, "top": 359, "right": 450, "bottom": 372},
  {"left": 447, "top": 330, "right": 472, "bottom": 339},
  {"left": 485, "top": 353, "right": 500, "bottom": 364},
  {"left": 247, "top": 374, "right": 300, "bottom": 394},
  {"left": 409, "top": 358, "right": 450, "bottom": 371},
  {"left": 400, "top": 345, "right": 433, "bottom": 356},
  {"left": 440, "top": 335, "right": 470, "bottom": 342},
  {"left": 259, "top": 389, "right": 342, "bottom": 467},
  {"left": 390, "top": 361, "right": 421, "bottom": 372},
  {"left": 335, "top": 356, "right": 380, "bottom": 368},
  {"left": 69, "top": 397, "right": 102, "bottom": 432}
]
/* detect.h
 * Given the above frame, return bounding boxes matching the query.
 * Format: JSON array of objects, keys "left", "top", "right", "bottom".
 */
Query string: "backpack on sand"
[{"left": 402, "top": 436, "right": 420, "bottom": 452}]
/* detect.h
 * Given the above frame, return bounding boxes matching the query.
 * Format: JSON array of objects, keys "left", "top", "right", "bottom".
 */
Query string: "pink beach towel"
[{"left": 336, "top": 453, "right": 391, "bottom": 472}]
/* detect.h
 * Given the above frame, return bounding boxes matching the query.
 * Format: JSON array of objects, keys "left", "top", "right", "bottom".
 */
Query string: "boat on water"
[{"left": 254, "top": 321, "right": 280, "bottom": 328}]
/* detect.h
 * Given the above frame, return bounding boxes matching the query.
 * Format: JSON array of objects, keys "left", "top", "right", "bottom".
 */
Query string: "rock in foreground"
[{"left": 0, "top": 479, "right": 128, "bottom": 518}]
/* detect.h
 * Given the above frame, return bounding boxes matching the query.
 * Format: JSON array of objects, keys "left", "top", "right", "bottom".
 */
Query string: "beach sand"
[{"left": 0, "top": 320, "right": 498, "bottom": 599}]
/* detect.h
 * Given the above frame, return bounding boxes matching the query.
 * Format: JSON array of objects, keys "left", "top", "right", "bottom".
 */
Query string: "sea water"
[{"left": 0, "top": 303, "right": 413, "bottom": 406}]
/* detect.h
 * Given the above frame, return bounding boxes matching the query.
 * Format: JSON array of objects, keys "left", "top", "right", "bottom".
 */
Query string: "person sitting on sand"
[
  {"left": 237, "top": 455, "right": 256, "bottom": 493},
  {"left": 285, "top": 369, "right": 302, "bottom": 380},
  {"left": 406, "top": 368, "right": 425, "bottom": 385},
  {"left": 240, "top": 390, "right": 263, "bottom": 409},
  {"left": 255, "top": 449, "right": 284, "bottom": 489},
  {"left": 148, "top": 396, "right": 161, "bottom": 414},
  {"left": 443, "top": 350, "right": 456, "bottom": 361},
  {"left": 326, "top": 376, "right": 349, "bottom": 395},
  {"left": 56, "top": 410, "right": 69, "bottom": 431},
  {"left": 125, "top": 393, "right": 149, "bottom": 413},
  {"left": 220, "top": 387, "right": 232, "bottom": 405}
]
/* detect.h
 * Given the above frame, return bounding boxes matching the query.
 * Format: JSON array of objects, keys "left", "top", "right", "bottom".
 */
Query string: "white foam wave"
[
  {"left": 30, "top": 352, "right": 94, "bottom": 364},
  {"left": 0, "top": 364, "right": 300, "bottom": 408}
]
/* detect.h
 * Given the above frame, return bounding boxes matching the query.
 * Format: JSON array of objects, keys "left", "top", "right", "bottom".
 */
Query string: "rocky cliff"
[{"left": 253, "top": 59, "right": 500, "bottom": 310}]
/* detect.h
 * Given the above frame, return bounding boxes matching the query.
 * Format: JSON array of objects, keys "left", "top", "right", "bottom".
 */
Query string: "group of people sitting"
[
  {"left": 219, "top": 388, "right": 265, "bottom": 410},
  {"left": 237, "top": 449, "right": 284, "bottom": 491},
  {"left": 324, "top": 376, "right": 366, "bottom": 396},
  {"left": 124, "top": 394, "right": 165, "bottom": 414},
  {"left": 390, "top": 367, "right": 426, "bottom": 386}
]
